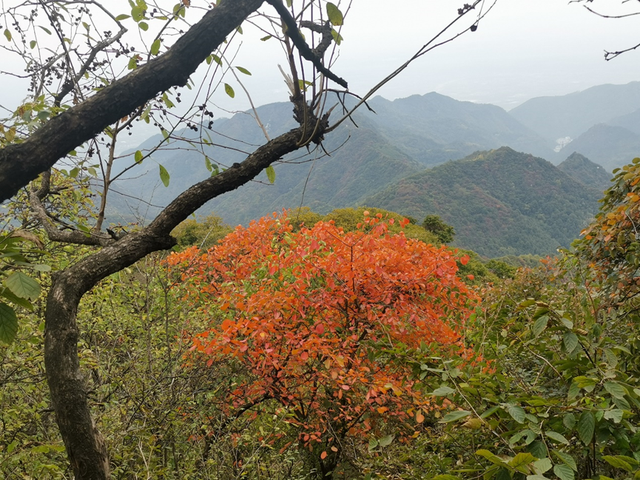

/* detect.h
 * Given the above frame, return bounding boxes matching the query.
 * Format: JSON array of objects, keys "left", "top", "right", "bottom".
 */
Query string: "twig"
[{"left": 265, "top": 0, "right": 348, "bottom": 88}]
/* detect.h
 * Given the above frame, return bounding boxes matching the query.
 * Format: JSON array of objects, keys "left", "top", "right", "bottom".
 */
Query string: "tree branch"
[
  {"left": 265, "top": 0, "right": 348, "bottom": 88},
  {"left": 44, "top": 112, "right": 329, "bottom": 479},
  {"left": 0, "top": 0, "right": 265, "bottom": 203}
]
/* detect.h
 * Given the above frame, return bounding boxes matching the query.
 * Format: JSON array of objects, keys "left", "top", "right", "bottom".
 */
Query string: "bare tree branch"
[{"left": 265, "top": 0, "right": 348, "bottom": 88}]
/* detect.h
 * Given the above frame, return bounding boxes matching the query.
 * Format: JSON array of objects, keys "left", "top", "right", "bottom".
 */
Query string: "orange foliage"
[
  {"left": 577, "top": 159, "right": 640, "bottom": 299},
  {"left": 167, "top": 212, "right": 477, "bottom": 447}
]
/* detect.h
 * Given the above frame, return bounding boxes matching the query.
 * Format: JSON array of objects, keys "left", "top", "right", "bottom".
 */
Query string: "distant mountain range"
[
  {"left": 107, "top": 82, "right": 640, "bottom": 256},
  {"left": 510, "top": 81, "right": 640, "bottom": 170}
]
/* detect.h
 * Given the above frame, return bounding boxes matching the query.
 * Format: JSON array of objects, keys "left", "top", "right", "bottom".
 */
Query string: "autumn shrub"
[{"left": 167, "top": 211, "right": 479, "bottom": 478}]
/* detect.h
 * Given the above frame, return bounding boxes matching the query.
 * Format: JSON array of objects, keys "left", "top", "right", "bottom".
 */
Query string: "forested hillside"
[
  {"left": 365, "top": 147, "right": 601, "bottom": 257},
  {"left": 557, "top": 152, "right": 612, "bottom": 191}
]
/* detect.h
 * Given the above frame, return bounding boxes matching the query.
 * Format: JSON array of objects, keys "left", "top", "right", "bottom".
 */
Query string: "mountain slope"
[
  {"left": 557, "top": 152, "right": 611, "bottom": 192},
  {"left": 364, "top": 147, "right": 601, "bottom": 257},
  {"left": 364, "top": 93, "right": 554, "bottom": 164},
  {"left": 558, "top": 124, "right": 640, "bottom": 173},
  {"left": 108, "top": 103, "right": 423, "bottom": 226},
  {"left": 509, "top": 82, "right": 640, "bottom": 142},
  {"left": 110, "top": 93, "right": 552, "bottom": 226}
]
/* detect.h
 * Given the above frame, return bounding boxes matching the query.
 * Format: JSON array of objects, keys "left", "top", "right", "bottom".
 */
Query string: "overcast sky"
[
  {"left": 1, "top": 0, "right": 639, "bottom": 115},
  {"left": 225, "top": 0, "right": 640, "bottom": 111}
]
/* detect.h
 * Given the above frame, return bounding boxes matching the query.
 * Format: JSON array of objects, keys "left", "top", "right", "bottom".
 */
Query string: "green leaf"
[
  {"left": 159, "top": 164, "right": 170, "bottom": 187},
  {"left": 526, "top": 476, "right": 551, "bottom": 480},
  {"left": 509, "top": 452, "right": 536, "bottom": 472},
  {"left": 573, "top": 376, "right": 597, "bottom": 391},
  {"left": 326, "top": 2, "right": 343, "bottom": 26},
  {"left": 532, "top": 316, "right": 548, "bottom": 337},
  {"left": 430, "top": 386, "right": 455, "bottom": 397},
  {"left": 577, "top": 411, "right": 595, "bottom": 445},
  {"left": 553, "top": 464, "right": 575, "bottom": 480},
  {"left": 431, "top": 476, "right": 461, "bottom": 480},
  {"left": 29, "top": 40, "right": 36, "bottom": 49},
  {"left": 507, "top": 404, "right": 526, "bottom": 424},
  {"left": 235, "top": 66, "right": 252, "bottom": 76},
  {"left": 131, "top": 5, "right": 145, "bottom": 22},
  {"left": 480, "top": 406, "right": 500, "bottom": 419},
  {"left": 6, "top": 272, "right": 40, "bottom": 300},
  {"left": 533, "top": 457, "right": 553, "bottom": 474},
  {"left": 604, "top": 381, "right": 628, "bottom": 400},
  {"left": 545, "top": 431, "right": 569, "bottom": 445},
  {"left": 527, "top": 440, "right": 547, "bottom": 459},
  {"left": 367, "top": 437, "right": 377, "bottom": 451},
  {"left": 496, "top": 468, "right": 512, "bottom": 480},
  {"left": 115, "top": 14, "right": 130, "bottom": 21},
  {"left": 0, "top": 289, "right": 34, "bottom": 310},
  {"left": 331, "top": 29, "right": 343, "bottom": 45},
  {"left": 224, "top": 83, "right": 235, "bottom": 98},
  {"left": 0, "top": 303, "right": 18, "bottom": 344},
  {"left": 4, "top": 29, "right": 11, "bottom": 42},
  {"left": 367, "top": 437, "right": 378, "bottom": 451},
  {"left": 378, "top": 434, "right": 394, "bottom": 447},
  {"left": 134, "top": 150, "right": 144, "bottom": 164},
  {"left": 562, "top": 413, "right": 576, "bottom": 429},
  {"left": 509, "top": 429, "right": 536, "bottom": 446},
  {"left": 439, "top": 410, "right": 471, "bottom": 423},
  {"left": 604, "top": 348, "right": 618, "bottom": 368},
  {"left": 476, "top": 449, "right": 508, "bottom": 467},
  {"left": 128, "top": 56, "right": 138, "bottom": 70},
  {"left": 150, "top": 38, "right": 161, "bottom": 55},
  {"left": 563, "top": 332, "right": 579, "bottom": 353},
  {"left": 265, "top": 165, "right": 276, "bottom": 184},
  {"left": 552, "top": 450, "right": 577, "bottom": 471},
  {"left": 138, "top": 21, "right": 149, "bottom": 31},
  {"left": 604, "top": 409, "right": 624, "bottom": 424},
  {"left": 602, "top": 455, "right": 635, "bottom": 472}
]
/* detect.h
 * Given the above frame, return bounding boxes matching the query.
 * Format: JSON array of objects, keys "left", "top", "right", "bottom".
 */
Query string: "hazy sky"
[
  {"left": 226, "top": 0, "right": 640, "bottom": 111},
  {"left": 1, "top": 0, "right": 639, "bottom": 115}
]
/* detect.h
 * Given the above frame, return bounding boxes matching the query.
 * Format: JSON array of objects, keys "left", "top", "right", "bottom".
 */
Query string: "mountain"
[
  {"left": 363, "top": 147, "right": 601, "bottom": 257},
  {"left": 509, "top": 82, "right": 640, "bottom": 145},
  {"left": 608, "top": 107, "right": 640, "bottom": 135},
  {"left": 557, "top": 124, "right": 640, "bottom": 173},
  {"left": 365, "top": 93, "right": 555, "bottom": 164},
  {"left": 110, "top": 93, "right": 553, "bottom": 226},
  {"left": 557, "top": 152, "right": 611, "bottom": 192},
  {"left": 107, "top": 103, "right": 423, "bottom": 225}
]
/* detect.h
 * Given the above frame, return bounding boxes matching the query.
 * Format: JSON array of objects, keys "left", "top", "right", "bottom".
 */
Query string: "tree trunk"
[{"left": 44, "top": 122, "right": 329, "bottom": 478}]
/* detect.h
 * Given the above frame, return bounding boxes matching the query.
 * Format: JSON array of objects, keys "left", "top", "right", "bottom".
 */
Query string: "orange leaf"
[
  {"left": 320, "top": 451, "right": 328, "bottom": 460},
  {"left": 416, "top": 411, "right": 425, "bottom": 424}
]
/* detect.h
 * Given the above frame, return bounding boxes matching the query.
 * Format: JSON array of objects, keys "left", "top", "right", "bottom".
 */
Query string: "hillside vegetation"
[{"left": 365, "top": 147, "right": 602, "bottom": 257}]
